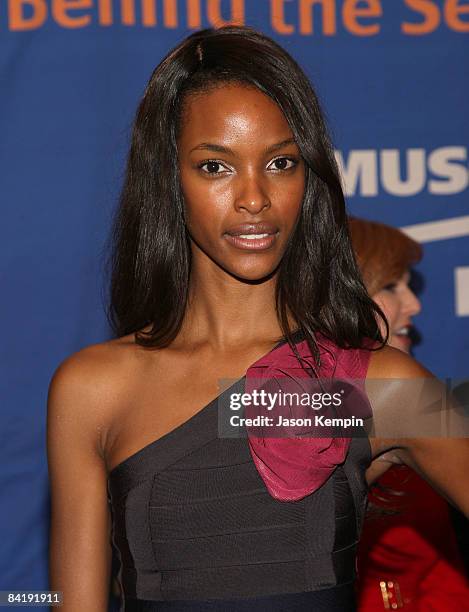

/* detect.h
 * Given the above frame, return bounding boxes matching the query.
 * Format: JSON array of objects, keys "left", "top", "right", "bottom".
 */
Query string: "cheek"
[
  {"left": 284, "top": 169, "right": 305, "bottom": 202},
  {"left": 184, "top": 196, "right": 230, "bottom": 239},
  {"left": 374, "top": 293, "right": 400, "bottom": 330},
  {"left": 180, "top": 174, "right": 231, "bottom": 232},
  {"left": 273, "top": 177, "right": 305, "bottom": 225}
]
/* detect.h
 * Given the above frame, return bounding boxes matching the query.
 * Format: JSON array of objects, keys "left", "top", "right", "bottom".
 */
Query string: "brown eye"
[
  {"left": 197, "top": 160, "right": 228, "bottom": 175},
  {"left": 205, "top": 161, "right": 221, "bottom": 173},
  {"left": 274, "top": 158, "right": 288, "bottom": 170},
  {"left": 269, "top": 157, "right": 298, "bottom": 171}
]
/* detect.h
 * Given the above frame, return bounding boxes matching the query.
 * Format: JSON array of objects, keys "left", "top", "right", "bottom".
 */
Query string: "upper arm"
[
  {"left": 395, "top": 436, "right": 469, "bottom": 516},
  {"left": 365, "top": 345, "right": 469, "bottom": 516},
  {"left": 47, "top": 347, "right": 116, "bottom": 611}
]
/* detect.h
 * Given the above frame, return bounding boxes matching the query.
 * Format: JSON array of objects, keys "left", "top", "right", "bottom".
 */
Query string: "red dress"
[{"left": 356, "top": 465, "right": 469, "bottom": 610}]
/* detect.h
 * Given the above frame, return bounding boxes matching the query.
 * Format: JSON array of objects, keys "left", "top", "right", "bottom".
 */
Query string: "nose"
[
  {"left": 234, "top": 172, "right": 271, "bottom": 215},
  {"left": 402, "top": 286, "right": 422, "bottom": 316}
]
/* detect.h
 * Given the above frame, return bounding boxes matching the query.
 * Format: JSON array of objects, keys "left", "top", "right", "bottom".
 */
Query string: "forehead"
[{"left": 177, "top": 83, "right": 294, "bottom": 149}]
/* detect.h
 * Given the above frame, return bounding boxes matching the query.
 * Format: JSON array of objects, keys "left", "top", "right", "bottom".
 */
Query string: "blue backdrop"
[{"left": 1, "top": 0, "right": 468, "bottom": 605}]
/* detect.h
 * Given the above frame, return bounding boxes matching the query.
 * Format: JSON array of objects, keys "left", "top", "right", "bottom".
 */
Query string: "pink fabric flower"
[{"left": 244, "top": 333, "right": 374, "bottom": 501}]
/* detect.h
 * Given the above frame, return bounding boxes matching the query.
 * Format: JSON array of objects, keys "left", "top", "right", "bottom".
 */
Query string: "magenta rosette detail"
[{"left": 244, "top": 333, "right": 374, "bottom": 502}]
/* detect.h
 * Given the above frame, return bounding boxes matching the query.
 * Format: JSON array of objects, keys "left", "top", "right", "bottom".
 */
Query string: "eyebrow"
[{"left": 189, "top": 138, "right": 297, "bottom": 155}]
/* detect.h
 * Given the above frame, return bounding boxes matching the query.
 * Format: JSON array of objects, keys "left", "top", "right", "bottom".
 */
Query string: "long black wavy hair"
[{"left": 107, "top": 25, "right": 388, "bottom": 363}]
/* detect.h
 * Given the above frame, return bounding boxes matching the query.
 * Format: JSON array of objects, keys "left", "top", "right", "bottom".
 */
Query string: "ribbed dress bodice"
[{"left": 107, "top": 374, "right": 372, "bottom": 609}]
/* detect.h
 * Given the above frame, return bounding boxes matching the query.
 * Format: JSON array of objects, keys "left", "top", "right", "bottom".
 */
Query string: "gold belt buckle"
[{"left": 379, "top": 580, "right": 404, "bottom": 609}]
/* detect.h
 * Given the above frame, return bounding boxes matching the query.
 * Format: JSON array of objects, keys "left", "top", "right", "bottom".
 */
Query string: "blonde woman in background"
[{"left": 349, "top": 217, "right": 469, "bottom": 611}]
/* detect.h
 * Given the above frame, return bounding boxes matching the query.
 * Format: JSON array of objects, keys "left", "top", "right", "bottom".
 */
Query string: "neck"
[{"left": 178, "top": 258, "right": 294, "bottom": 351}]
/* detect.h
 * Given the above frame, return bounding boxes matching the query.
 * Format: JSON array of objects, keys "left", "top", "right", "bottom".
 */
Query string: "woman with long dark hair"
[{"left": 47, "top": 26, "right": 469, "bottom": 611}]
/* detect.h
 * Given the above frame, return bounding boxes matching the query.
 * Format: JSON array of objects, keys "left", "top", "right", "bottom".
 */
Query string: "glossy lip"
[
  {"left": 223, "top": 222, "right": 279, "bottom": 251},
  {"left": 224, "top": 221, "right": 279, "bottom": 236},
  {"left": 223, "top": 231, "right": 279, "bottom": 251}
]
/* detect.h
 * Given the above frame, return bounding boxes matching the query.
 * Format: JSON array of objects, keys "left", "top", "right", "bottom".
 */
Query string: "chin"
[
  {"left": 389, "top": 335, "right": 412, "bottom": 354},
  {"left": 223, "top": 260, "right": 280, "bottom": 283}
]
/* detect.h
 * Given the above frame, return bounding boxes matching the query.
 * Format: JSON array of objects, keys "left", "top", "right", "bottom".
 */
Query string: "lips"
[
  {"left": 391, "top": 324, "right": 414, "bottom": 353},
  {"left": 223, "top": 222, "right": 279, "bottom": 251},
  {"left": 224, "top": 222, "right": 279, "bottom": 237},
  {"left": 394, "top": 323, "right": 412, "bottom": 337}
]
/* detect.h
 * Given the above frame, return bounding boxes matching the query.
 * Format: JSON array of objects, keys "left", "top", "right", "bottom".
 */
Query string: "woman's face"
[
  {"left": 372, "top": 270, "right": 421, "bottom": 353},
  {"left": 177, "top": 83, "right": 306, "bottom": 281}
]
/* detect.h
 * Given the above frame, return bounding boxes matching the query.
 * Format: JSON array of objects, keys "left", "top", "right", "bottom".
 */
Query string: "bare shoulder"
[
  {"left": 47, "top": 333, "right": 140, "bottom": 458},
  {"left": 367, "top": 344, "right": 434, "bottom": 380},
  {"left": 48, "top": 335, "right": 136, "bottom": 404},
  {"left": 364, "top": 345, "right": 441, "bottom": 460},
  {"left": 47, "top": 335, "right": 142, "bottom": 607}
]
